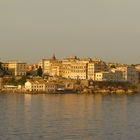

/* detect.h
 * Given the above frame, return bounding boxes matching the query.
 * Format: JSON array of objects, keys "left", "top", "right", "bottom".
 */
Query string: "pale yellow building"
[
  {"left": 39, "top": 55, "right": 62, "bottom": 76},
  {"left": 2, "top": 61, "right": 27, "bottom": 76},
  {"left": 39, "top": 55, "right": 108, "bottom": 80},
  {"left": 70, "top": 62, "right": 88, "bottom": 79},
  {"left": 60, "top": 59, "right": 71, "bottom": 78},
  {"left": 88, "top": 60, "right": 108, "bottom": 80},
  {"left": 61, "top": 56, "right": 89, "bottom": 79}
]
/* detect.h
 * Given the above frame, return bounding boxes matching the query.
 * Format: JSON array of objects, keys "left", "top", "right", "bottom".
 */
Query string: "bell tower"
[{"left": 52, "top": 53, "right": 56, "bottom": 60}]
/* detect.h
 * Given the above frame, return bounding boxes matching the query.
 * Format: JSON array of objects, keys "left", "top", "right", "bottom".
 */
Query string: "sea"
[{"left": 0, "top": 93, "right": 140, "bottom": 140}]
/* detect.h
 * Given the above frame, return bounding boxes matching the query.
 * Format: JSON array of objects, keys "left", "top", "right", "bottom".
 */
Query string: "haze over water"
[{"left": 0, "top": 93, "right": 140, "bottom": 140}]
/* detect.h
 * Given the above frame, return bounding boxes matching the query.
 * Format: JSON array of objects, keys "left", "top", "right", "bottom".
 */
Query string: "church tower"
[{"left": 52, "top": 53, "right": 56, "bottom": 60}]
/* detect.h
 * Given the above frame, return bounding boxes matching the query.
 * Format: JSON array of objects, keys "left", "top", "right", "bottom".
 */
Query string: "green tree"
[
  {"left": 110, "top": 65, "right": 116, "bottom": 68},
  {"left": 18, "top": 75, "right": 27, "bottom": 85},
  {"left": 0, "top": 62, "right": 2, "bottom": 69},
  {"left": 37, "top": 66, "right": 43, "bottom": 77}
]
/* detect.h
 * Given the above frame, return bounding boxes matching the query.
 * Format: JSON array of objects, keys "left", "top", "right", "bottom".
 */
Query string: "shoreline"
[{"left": 0, "top": 89, "right": 139, "bottom": 95}]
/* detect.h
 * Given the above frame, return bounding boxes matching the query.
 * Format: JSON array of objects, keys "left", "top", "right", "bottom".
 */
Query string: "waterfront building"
[
  {"left": 25, "top": 79, "right": 58, "bottom": 92},
  {"left": 70, "top": 61, "right": 88, "bottom": 79},
  {"left": 39, "top": 55, "right": 108, "bottom": 80},
  {"left": 88, "top": 60, "right": 108, "bottom": 80},
  {"left": 95, "top": 70, "right": 124, "bottom": 82},
  {"left": 25, "top": 79, "right": 45, "bottom": 92},
  {"left": 61, "top": 56, "right": 108, "bottom": 80},
  {"left": 3, "top": 85, "right": 18, "bottom": 91},
  {"left": 2, "top": 61, "right": 27, "bottom": 76},
  {"left": 60, "top": 57, "right": 74, "bottom": 78},
  {"left": 45, "top": 82, "right": 58, "bottom": 93},
  {"left": 61, "top": 56, "right": 89, "bottom": 79},
  {"left": 39, "top": 54, "right": 62, "bottom": 76},
  {"left": 116, "top": 66, "right": 139, "bottom": 83}
]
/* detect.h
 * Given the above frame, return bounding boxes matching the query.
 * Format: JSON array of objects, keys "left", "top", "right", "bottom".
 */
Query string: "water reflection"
[{"left": 0, "top": 93, "right": 140, "bottom": 140}]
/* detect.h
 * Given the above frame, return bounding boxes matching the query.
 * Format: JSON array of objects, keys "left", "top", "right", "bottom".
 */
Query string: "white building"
[
  {"left": 25, "top": 80, "right": 58, "bottom": 93},
  {"left": 95, "top": 70, "right": 123, "bottom": 82},
  {"left": 116, "top": 66, "right": 139, "bottom": 83}
]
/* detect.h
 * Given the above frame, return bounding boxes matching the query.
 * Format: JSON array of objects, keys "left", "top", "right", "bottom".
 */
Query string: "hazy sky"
[{"left": 0, "top": 0, "right": 140, "bottom": 64}]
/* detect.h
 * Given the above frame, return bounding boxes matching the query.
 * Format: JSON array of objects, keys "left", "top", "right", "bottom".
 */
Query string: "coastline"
[{"left": 0, "top": 89, "right": 139, "bottom": 95}]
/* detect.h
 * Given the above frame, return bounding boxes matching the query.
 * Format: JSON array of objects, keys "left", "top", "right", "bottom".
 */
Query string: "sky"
[{"left": 0, "top": 0, "right": 140, "bottom": 64}]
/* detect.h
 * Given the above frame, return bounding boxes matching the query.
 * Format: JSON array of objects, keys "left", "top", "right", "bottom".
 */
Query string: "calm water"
[{"left": 0, "top": 93, "right": 140, "bottom": 140}]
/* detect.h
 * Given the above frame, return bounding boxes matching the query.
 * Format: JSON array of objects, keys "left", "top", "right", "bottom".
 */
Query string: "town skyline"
[{"left": 0, "top": 51, "right": 139, "bottom": 65}]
